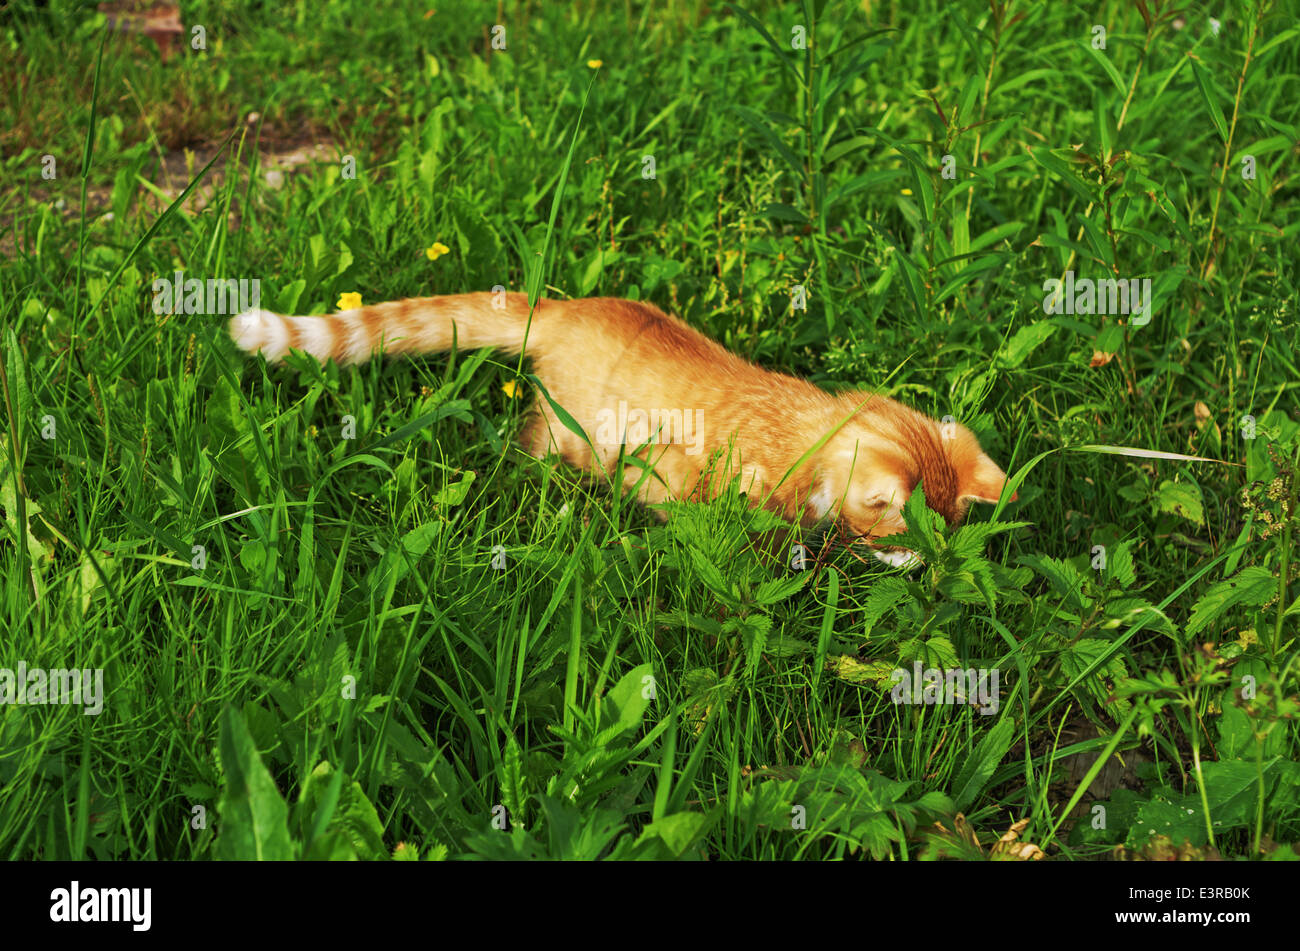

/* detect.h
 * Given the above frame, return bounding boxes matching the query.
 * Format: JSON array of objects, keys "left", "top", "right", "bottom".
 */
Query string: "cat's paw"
[{"left": 872, "top": 547, "right": 922, "bottom": 571}]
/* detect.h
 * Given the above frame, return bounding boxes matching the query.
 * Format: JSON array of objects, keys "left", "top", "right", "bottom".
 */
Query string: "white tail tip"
[{"left": 230, "top": 308, "right": 285, "bottom": 360}]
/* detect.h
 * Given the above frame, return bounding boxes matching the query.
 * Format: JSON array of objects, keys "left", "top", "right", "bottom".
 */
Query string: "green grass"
[{"left": 1, "top": 0, "right": 1298, "bottom": 860}]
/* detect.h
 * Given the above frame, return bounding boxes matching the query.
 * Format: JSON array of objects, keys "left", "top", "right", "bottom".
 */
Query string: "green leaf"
[
  {"left": 1084, "top": 43, "right": 1127, "bottom": 98},
  {"left": 1127, "top": 791, "right": 1206, "bottom": 848},
  {"left": 921, "top": 635, "right": 959, "bottom": 669},
  {"left": 996, "top": 320, "right": 1057, "bottom": 369},
  {"left": 951, "top": 716, "right": 1016, "bottom": 812},
  {"left": 862, "top": 575, "right": 911, "bottom": 633},
  {"left": 635, "top": 810, "right": 713, "bottom": 857},
  {"left": 501, "top": 735, "right": 527, "bottom": 826},
  {"left": 754, "top": 572, "right": 810, "bottom": 605},
  {"left": 334, "top": 241, "right": 354, "bottom": 278},
  {"left": 368, "top": 399, "right": 473, "bottom": 452},
  {"left": 1101, "top": 597, "right": 1172, "bottom": 636},
  {"left": 578, "top": 249, "right": 608, "bottom": 296},
  {"left": 687, "top": 545, "right": 735, "bottom": 604},
  {"left": 1155, "top": 480, "right": 1203, "bottom": 525},
  {"left": 216, "top": 706, "right": 295, "bottom": 860},
  {"left": 729, "top": 5, "right": 800, "bottom": 78},
  {"left": 1185, "top": 566, "right": 1276, "bottom": 637},
  {"left": 538, "top": 797, "right": 627, "bottom": 860},
  {"left": 1028, "top": 147, "right": 1095, "bottom": 205},
  {"left": 1, "top": 480, "right": 48, "bottom": 567},
  {"left": 1070, "top": 787, "right": 1144, "bottom": 847},
  {"left": 948, "top": 520, "right": 1031, "bottom": 559},
  {"left": 525, "top": 373, "right": 594, "bottom": 452},
  {"left": 1191, "top": 59, "right": 1229, "bottom": 144},
  {"left": 205, "top": 373, "right": 270, "bottom": 493},
  {"left": 1096, "top": 322, "right": 1124, "bottom": 354},
  {"left": 877, "top": 484, "right": 944, "bottom": 563},
  {"left": 732, "top": 105, "right": 803, "bottom": 172},
  {"left": 764, "top": 202, "right": 810, "bottom": 225},
  {"left": 302, "top": 761, "right": 387, "bottom": 860},
  {"left": 1019, "top": 554, "right": 1088, "bottom": 612},
  {"left": 932, "top": 253, "right": 1008, "bottom": 304},
  {"left": 743, "top": 613, "right": 774, "bottom": 677},
  {"left": 1060, "top": 638, "right": 1129, "bottom": 710},
  {"left": 1125, "top": 760, "right": 1274, "bottom": 849},
  {"left": 969, "top": 219, "right": 1025, "bottom": 252},
  {"left": 765, "top": 631, "right": 813, "bottom": 657},
  {"left": 825, "top": 654, "right": 897, "bottom": 686},
  {"left": 823, "top": 134, "right": 876, "bottom": 165},
  {"left": 812, "top": 567, "right": 840, "bottom": 689},
  {"left": 596, "top": 663, "right": 655, "bottom": 744},
  {"left": 3, "top": 326, "right": 28, "bottom": 451},
  {"left": 433, "top": 470, "right": 476, "bottom": 507},
  {"left": 1216, "top": 701, "right": 1255, "bottom": 759},
  {"left": 275, "top": 279, "right": 306, "bottom": 315},
  {"left": 1105, "top": 540, "right": 1137, "bottom": 588}
]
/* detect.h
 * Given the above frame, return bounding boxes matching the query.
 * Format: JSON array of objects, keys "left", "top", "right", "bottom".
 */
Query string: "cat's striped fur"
[{"left": 230, "top": 292, "right": 1016, "bottom": 563}]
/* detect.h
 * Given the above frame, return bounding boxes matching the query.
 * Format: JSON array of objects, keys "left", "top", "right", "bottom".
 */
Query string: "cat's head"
[{"left": 811, "top": 402, "right": 1016, "bottom": 565}]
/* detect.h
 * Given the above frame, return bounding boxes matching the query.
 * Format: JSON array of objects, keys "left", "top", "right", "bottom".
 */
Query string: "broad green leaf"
[
  {"left": 951, "top": 716, "right": 1016, "bottom": 812},
  {"left": 216, "top": 706, "right": 295, "bottom": 860},
  {"left": 862, "top": 575, "right": 911, "bottom": 632},
  {"left": 1155, "top": 480, "right": 1203, "bottom": 525},
  {"left": 993, "top": 324, "right": 1055, "bottom": 374},
  {"left": 635, "top": 810, "right": 713, "bottom": 857},
  {"left": 824, "top": 654, "right": 897, "bottom": 685},
  {"left": 433, "top": 470, "right": 476, "bottom": 507},
  {"left": 754, "top": 572, "right": 810, "bottom": 605},
  {"left": 596, "top": 663, "right": 655, "bottom": 743},
  {"left": 501, "top": 735, "right": 527, "bottom": 826},
  {"left": 1185, "top": 566, "right": 1276, "bottom": 637},
  {"left": 302, "top": 761, "right": 387, "bottom": 860}
]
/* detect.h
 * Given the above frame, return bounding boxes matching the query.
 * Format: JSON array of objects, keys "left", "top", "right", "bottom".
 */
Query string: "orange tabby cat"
[{"left": 230, "top": 292, "right": 1016, "bottom": 564}]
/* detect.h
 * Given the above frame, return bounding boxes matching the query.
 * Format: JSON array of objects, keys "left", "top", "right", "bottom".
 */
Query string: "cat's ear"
[{"left": 961, "top": 453, "right": 1017, "bottom": 504}]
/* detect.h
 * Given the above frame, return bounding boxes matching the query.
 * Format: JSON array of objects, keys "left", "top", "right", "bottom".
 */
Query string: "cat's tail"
[{"left": 229, "top": 291, "right": 549, "bottom": 366}]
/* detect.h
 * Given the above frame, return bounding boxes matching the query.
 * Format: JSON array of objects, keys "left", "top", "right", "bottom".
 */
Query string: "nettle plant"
[
  {"left": 657, "top": 486, "right": 815, "bottom": 680},
  {"left": 1068, "top": 424, "right": 1300, "bottom": 855},
  {"left": 1099, "top": 647, "right": 1300, "bottom": 857},
  {"left": 1017, "top": 538, "right": 1176, "bottom": 715},
  {"left": 858, "top": 486, "right": 1029, "bottom": 672},
  {"left": 1188, "top": 422, "right": 1300, "bottom": 668}
]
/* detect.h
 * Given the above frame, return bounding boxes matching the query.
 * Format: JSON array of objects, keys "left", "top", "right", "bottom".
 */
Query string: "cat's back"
[{"left": 558, "top": 296, "right": 746, "bottom": 372}]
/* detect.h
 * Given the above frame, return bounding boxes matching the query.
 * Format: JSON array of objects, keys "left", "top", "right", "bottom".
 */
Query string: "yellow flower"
[
  {"left": 502, "top": 380, "right": 521, "bottom": 399},
  {"left": 336, "top": 292, "right": 362, "bottom": 310},
  {"left": 900, "top": 188, "right": 913, "bottom": 196},
  {"left": 425, "top": 241, "right": 451, "bottom": 261},
  {"left": 587, "top": 59, "right": 603, "bottom": 69}
]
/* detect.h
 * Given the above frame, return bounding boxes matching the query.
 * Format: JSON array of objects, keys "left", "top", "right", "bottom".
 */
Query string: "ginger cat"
[{"left": 230, "top": 292, "right": 1016, "bottom": 564}]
